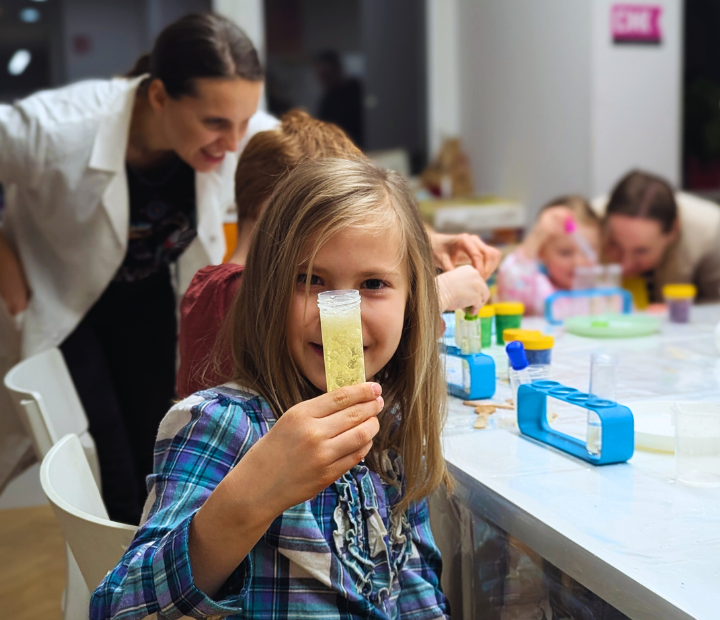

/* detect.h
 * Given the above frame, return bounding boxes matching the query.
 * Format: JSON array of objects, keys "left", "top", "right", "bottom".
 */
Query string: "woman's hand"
[
  {"left": 0, "top": 232, "right": 30, "bottom": 317},
  {"left": 437, "top": 265, "right": 490, "bottom": 315},
  {"left": 429, "top": 231, "right": 501, "bottom": 280},
  {"left": 189, "top": 383, "right": 383, "bottom": 596}
]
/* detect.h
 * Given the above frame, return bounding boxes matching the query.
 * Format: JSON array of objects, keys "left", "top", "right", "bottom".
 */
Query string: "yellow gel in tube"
[{"left": 318, "top": 290, "right": 365, "bottom": 391}]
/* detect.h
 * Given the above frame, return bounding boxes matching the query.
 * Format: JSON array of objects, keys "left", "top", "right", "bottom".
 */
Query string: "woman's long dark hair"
[{"left": 127, "top": 13, "right": 263, "bottom": 98}]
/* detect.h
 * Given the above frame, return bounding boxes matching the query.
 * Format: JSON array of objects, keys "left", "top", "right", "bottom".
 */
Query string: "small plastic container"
[
  {"left": 493, "top": 302, "right": 524, "bottom": 345},
  {"left": 587, "top": 351, "right": 618, "bottom": 456},
  {"left": 478, "top": 305, "right": 494, "bottom": 349},
  {"left": 524, "top": 335, "right": 554, "bottom": 366},
  {"left": 672, "top": 402, "right": 720, "bottom": 487},
  {"left": 663, "top": 284, "right": 697, "bottom": 324},
  {"left": 454, "top": 309, "right": 481, "bottom": 355},
  {"left": 317, "top": 290, "right": 365, "bottom": 391},
  {"left": 501, "top": 328, "right": 542, "bottom": 345}
]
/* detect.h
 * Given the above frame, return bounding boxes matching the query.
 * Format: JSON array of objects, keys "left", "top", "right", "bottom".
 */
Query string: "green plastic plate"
[{"left": 564, "top": 314, "right": 661, "bottom": 338}]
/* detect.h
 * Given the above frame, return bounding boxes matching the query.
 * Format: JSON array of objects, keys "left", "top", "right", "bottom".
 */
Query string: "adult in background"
[
  {"left": 594, "top": 169, "right": 720, "bottom": 302},
  {"left": 0, "top": 13, "right": 276, "bottom": 524}
]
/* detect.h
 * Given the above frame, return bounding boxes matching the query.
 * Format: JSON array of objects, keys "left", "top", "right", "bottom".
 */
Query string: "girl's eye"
[
  {"left": 297, "top": 273, "right": 322, "bottom": 286},
  {"left": 362, "top": 279, "right": 387, "bottom": 291}
]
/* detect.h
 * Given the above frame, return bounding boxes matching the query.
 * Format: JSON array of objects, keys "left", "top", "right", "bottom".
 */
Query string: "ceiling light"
[
  {"left": 19, "top": 7, "right": 40, "bottom": 22},
  {"left": 8, "top": 49, "right": 31, "bottom": 75}
]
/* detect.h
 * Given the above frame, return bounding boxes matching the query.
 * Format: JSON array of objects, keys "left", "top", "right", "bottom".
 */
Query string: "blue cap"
[{"left": 506, "top": 341, "right": 529, "bottom": 370}]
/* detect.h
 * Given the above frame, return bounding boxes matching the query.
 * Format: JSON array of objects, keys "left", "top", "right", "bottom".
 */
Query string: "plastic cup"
[
  {"left": 493, "top": 302, "right": 524, "bottom": 345},
  {"left": 478, "top": 305, "right": 494, "bottom": 349},
  {"left": 663, "top": 284, "right": 697, "bottom": 324},
  {"left": 672, "top": 402, "right": 720, "bottom": 487},
  {"left": 524, "top": 335, "right": 554, "bottom": 366},
  {"left": 501, "top": 328, "right": 542, "bottom": 344}
]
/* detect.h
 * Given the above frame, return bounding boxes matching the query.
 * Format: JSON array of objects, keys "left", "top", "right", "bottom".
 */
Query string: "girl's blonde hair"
[
  {"left": 540, "top": 194, "right": 600, "bottom": 227},
  {"left": 224, "top": 157, "right": 449, "bottom": 513}
]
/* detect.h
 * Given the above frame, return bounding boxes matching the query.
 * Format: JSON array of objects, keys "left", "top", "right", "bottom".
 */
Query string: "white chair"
[
  {"left": 3, "top": 347, "right": 100, "bottom": 484},
  {"left": 4, "top": 349, "right": 102, "bottom": 619},
  {"left": 41, "top": 434, "right": 137, "bottom": 595}
]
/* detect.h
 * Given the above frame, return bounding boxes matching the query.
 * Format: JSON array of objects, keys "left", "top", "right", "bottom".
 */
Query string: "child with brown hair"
[
  {"left": 178, "top": 110, "right": 496, "bottom": 397},
  {"left": 497, "top": 194, "right": 601, "bottom": 315},
  {"left": 92, "top": 157, "right": 450, "bottom": 619}
]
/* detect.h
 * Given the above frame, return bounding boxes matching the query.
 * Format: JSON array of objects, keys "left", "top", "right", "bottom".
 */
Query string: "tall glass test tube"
[{"left": 318, "top": 290, "right": 366, "bottom": 391}]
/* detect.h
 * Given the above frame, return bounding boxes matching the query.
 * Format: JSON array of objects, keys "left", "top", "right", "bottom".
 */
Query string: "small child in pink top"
[{"left": 498, "top": 195, "right": 601, "bottom": 315}]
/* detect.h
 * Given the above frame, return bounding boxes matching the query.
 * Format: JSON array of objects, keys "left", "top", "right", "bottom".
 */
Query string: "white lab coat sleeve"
[{"left": 0, "top": 103, "right": 45, "bottom": 189}]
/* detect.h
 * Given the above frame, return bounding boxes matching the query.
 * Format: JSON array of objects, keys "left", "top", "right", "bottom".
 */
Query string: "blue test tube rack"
[
  {"left": 544, "top": 287, "right": 633, "bottom": 325},
  {"left": 517, "top": 380, "right": 634, "bottom": 465},
  {"left": 442, "top": 345, "right": 496, "bottom": 400}
]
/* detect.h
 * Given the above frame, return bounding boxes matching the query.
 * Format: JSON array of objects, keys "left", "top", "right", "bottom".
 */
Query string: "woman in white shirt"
[{"left": 0, "top": 14, "right": 269, "bottom": 524}]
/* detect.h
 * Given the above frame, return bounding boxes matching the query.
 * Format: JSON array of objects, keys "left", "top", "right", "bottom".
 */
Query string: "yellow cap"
[
  {"left": 478, "top": 305, "right": 495, "bottom": 318},
  {"left": 523, "top": 335, "right": 555, "bottom": 350},
  {"left": 662, "top": 284, "right": 697, "bottom": 299},
  {"left": 502, "top": 328, "right": 541, "bottom": 343},
  {"left": 493, "top": 302, "right": 525, "bottom": 316}
]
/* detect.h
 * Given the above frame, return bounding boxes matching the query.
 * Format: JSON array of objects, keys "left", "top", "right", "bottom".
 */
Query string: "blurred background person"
[{"left": 595, "top": 170, "right": 720, "bottom": 303}]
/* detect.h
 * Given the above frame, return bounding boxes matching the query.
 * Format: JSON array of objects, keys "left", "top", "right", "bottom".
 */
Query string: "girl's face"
[
  {"left": 150, "top": 77, "right": 262, "bottom": 172},
  {"left": 287, "top": 225, "right": 409, "bottom": 392},
  {"left": 539, "top": 223, "right": 600, "bottom": 290}
]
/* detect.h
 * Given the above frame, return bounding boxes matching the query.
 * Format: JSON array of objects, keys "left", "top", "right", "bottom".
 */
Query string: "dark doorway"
[{"left": 264, "top": 0, "right": 428, "bottom": 173}]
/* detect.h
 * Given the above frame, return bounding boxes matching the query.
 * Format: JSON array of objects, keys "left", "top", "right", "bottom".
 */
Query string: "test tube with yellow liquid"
[{"left": 317, "top": 290, "right": 366, "bottom": 391}]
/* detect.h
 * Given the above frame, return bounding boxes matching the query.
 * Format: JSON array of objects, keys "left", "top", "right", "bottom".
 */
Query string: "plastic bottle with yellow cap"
[
  {"left": 492, "top": 302, "right": 524, "bottom": 345},
  {"left": 663, "top": 284, "right": 697, "bottom": 324}
]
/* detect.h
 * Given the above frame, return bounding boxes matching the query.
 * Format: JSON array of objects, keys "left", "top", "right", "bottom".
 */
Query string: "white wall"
[
  {"left": 426, "top": 0, "right": 460, "bottom": 158},
  {"left": 591, "top": 0, "right": 682, "bottom": 196},
  {"left": 436, "top": 0, "right": 682, "bottom": 219},
  {"left": 456, "top": 0, "right": 594, "bottom": 217},
  {"left": 62, "top": 0, "right": 148, "bottom": 83}
]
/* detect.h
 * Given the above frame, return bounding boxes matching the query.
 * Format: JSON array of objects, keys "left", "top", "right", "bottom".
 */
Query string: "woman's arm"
[{"left": 0, "top": 230, "right": 30, "bottom": 316}]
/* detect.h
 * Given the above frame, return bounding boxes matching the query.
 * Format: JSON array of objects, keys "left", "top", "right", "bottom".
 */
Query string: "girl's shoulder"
[{"left": 155, "top": 383, "right": 276, "bottom": 464}]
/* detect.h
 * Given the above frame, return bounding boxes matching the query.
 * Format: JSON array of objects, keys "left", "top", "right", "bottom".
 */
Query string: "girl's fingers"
[
  {"left": 321, "top": 397, "right": 383, "bottom": 437},
  {"left": 326, "top": 417, "right": 380, "bottom": 462},
  {"left": 305, "top": 382, "right": 381, "bottom": 418},
  {"left": 326, "top": 440, "right": 375, "bottom": 481}
]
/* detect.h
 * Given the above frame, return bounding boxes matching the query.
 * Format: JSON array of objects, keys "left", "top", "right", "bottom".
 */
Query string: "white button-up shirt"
[{"left": 0, "top": 75, "right": 277, "bottom": 486}]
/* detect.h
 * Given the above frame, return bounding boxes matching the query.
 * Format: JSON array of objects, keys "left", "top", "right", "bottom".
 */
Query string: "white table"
[{"left": 439, "top": 305, "right": 720, "bottom": 620}]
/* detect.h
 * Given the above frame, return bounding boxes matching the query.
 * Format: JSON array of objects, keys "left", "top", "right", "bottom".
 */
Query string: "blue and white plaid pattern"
[{"left": 90, "top": 384, "right": 448, "bottom": 619}]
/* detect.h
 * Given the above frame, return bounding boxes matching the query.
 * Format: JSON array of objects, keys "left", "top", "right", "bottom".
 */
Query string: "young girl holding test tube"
[
  {"left": 497, "top": 195, "right": 601, "bottom": 315},
  {"left": 91, "top": 158, "right": 450, "bottom": 620}
]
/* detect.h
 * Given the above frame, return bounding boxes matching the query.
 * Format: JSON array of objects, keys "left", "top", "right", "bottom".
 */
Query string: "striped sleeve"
[
  {"left": 90, "top": 393, "right": 260, "bottom": 619},
  {"left": 397, "top": 499, "right": 449, "bottom": 620}
]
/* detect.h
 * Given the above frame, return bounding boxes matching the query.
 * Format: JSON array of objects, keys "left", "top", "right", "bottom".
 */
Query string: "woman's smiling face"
[{"left": 287, "top": 225, "right": 408, "bottom": 392}]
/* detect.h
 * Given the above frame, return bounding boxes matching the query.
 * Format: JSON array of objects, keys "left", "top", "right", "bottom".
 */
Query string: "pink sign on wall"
[{"left": 611, "top": 4, "right": 663, "bottom": 44}]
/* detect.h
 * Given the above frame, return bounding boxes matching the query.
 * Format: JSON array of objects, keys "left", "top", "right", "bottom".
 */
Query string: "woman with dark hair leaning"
[
  {"left": 593, "top": 169, "right": 720, "bottom": 303},
  {"left": 0, "top": 13, "right": 277, "bottom": 524}
]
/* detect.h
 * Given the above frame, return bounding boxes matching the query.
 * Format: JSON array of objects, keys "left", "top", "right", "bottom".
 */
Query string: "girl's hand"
[
  {"left": 189, "top": 383, "right": 383, "bottom": 597},
  {"left": 429, "top": 231, "right": 501, "bottom": 280},
  {"left": 521, "top": 206, "right": 573, "bottom": 260},
  {"left": 436, "top": 265, "right": 490, "bottom": 315},
  {"left": 231, "top": 382, "right": 383, "bottom": 519}
]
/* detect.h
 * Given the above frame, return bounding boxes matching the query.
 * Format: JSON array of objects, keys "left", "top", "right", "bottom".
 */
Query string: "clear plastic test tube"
[
  {"left": 318, "top": 290, "right": 366, "bottom": 391},
  {"left": 587, "top": 351, "right": 618, "bottom": 456}
]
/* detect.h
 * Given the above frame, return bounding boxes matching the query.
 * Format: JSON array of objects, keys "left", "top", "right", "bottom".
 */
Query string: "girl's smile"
[{"left": 287, "top": 225, "right": 408, "bottom": 392}]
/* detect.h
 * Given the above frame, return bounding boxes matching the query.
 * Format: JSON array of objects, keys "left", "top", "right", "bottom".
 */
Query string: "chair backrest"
[
  {"left": 4, "top": 348, "right": 88, "bottom": 457},
  {"left": 40, "top": 434, "right": 137, "bottom": 591}
]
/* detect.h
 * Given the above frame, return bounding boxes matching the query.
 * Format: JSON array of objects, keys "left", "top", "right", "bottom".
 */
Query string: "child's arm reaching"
[
  {"left": 90, "top": 383, "right": 383, "bottom": 620},
  {"left": 436, "top": 264, "right": 490, "bottom": 314}
]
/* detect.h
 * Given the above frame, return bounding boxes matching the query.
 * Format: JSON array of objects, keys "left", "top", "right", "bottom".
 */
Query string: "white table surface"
[{"left": 442, "top": 304, "right": 720, "bottom": 620}]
